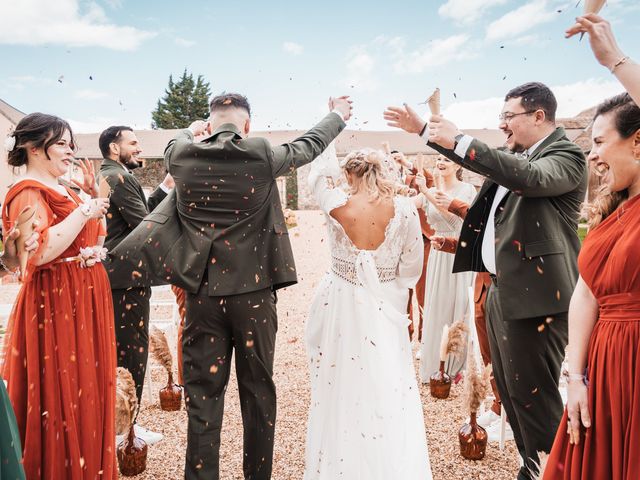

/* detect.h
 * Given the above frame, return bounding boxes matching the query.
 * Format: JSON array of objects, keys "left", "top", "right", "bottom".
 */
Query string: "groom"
[{"left": 110, "top": 92, "right": 352, "bottom": 479}]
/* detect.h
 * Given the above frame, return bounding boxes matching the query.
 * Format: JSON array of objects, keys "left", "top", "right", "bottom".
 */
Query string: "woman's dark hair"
[
  {"left": 7, "top": 112, "right": 75, "bottom": 167},
  {"left": 584, "top": 93, "right": 640, "bottom": 229},
  {"left": 595, "top": 92, "right": 640, "bottom": 139}
]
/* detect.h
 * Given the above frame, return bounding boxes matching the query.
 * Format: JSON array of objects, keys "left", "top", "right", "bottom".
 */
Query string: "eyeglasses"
[{"left": 498, "top": 110, "right": 537, "bottom": 123}]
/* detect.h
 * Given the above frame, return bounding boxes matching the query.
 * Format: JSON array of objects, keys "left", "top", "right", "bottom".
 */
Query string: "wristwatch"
[{"left": 453, "top": 133, "right": 465, "bottom": 150}]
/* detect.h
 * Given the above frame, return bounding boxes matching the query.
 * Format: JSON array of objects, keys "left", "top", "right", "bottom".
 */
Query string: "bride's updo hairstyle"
[{"left": 341, "top": 149, "right": 396, "bottom": 203}]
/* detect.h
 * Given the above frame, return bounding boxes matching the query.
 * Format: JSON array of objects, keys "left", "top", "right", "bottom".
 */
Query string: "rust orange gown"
[
  {"left": 544, "top": 193, "right": 640, "bottom": 480},
  {"left": 1, "top": 180, "right": 116, "bottom": 480}
]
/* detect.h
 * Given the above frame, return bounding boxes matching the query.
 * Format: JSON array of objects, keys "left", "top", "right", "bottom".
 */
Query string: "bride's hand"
[{"left": 430, "top": 236, "right": 446, "bottom": 251}]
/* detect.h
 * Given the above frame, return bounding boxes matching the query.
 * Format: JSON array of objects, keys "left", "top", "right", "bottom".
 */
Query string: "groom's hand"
[
  {"left": 188, "top": 120, "right": 210, "bottom": 137},
  {"left": 383, "top": 104, "right": 425, "bottom": 135},
  {"left": 330, "top": 96, "right": 353, "bottom": 121},
  {"left": 427, "top": 115, "right": 463, "bottom": 150}
]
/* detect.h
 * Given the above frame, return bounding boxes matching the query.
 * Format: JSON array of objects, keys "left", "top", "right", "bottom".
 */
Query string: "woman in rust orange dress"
[
  {"left": 543, "top": 92, "right": 640, "bottom": 479},
  {"left": 1, "top": 113, "right": 115, "bottom": 479}
]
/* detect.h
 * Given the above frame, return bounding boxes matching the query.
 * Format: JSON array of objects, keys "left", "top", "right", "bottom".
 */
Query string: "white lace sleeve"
[
  {"left": 396, "top": 199, "right": 424, "bottom": 289},
  {"left": 307, "top": 141, "right": 348, "bottom": 214}
]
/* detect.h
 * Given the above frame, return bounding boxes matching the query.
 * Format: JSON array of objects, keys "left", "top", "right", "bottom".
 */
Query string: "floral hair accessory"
[{"left": 4, "top": 135, "right": 16, "bottom": 152}]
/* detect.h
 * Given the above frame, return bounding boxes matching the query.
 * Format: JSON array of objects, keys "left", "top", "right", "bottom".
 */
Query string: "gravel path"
[{"left": 1, "top": 210, "right": 521, "bottom": 479}]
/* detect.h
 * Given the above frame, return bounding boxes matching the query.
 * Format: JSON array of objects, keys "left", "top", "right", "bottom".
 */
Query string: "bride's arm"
[
  {"left": 307, "top": 141, "right": 348, "bottom": 214},
  {"left": 396, "top": 202, "right": 424, "bottom": 289}
]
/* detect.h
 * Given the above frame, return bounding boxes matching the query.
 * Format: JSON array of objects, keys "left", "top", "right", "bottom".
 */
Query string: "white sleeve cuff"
[
  {"left": 331, "top": 109, "right": 345, "bottom": 122},
  {"left": 159, "top": 183, "right": 171, "bottom": 194},
  {"left": 454, "top": 135, "right": 474, "bottom": 158}
]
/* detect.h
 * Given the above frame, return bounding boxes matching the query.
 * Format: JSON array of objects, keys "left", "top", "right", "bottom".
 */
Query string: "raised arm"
[
  {"left": 307, "top": 141, "right": 348, "bottom": 214},
  {"left": 567, "top": 14, "right": 640, "bottom": 106},
  {"left": 270, "top": 96, "right": 352, "bottom": 178}
]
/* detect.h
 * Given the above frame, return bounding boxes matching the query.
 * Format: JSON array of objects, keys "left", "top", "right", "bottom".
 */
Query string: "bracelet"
[
  {"left": 419, "top": 122, "right": 428, "bottom": 137},
  {"left": 0, "top": 254, "right": 19, "bottom": 278},
  {"left": 610, "top": 56, "right": 630, "bottom": 74},
  {"left": 562, "top": 368, "right": 589, "bottom": 386}
]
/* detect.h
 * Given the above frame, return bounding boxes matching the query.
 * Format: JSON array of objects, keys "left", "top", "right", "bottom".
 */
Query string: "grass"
[{"left": 578, "top": 225, "right": 588, "bottom": 243}]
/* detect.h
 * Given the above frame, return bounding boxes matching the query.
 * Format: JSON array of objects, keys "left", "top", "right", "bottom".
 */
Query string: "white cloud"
[
  {"left": 0, "top": 0, "right": 155, "bottom": 51},
  {"left": 438, "top": 0, "right": 509, "bottom": 24},
  {"left": 283, "top": 41, "right": 304, "bottom": 56},
  {"left": 486, "top": 1, "right": 556, "bottom": 42},
  {"left": 175, "top": 37, "right": 196, "bottom": 47},
  {"left": 393, "top": 34, "right": 472, "bottom": 74},
  {"left": 441, "top": 78, "right": 625, "bottom": 129},
  {"left": 75, "top": 89, "right": 108, "bottom": 100},
  {"left": 345, "top": 46, "right": 378, "bottom": 92}
]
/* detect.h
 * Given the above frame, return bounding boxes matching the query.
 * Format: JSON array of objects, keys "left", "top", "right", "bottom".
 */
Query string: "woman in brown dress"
[
  {"left": 543, "top": 92, "right": 640, "bottom": 479},
  {"left": 2, "top": 113, "right": 115, "bottom": 479}
]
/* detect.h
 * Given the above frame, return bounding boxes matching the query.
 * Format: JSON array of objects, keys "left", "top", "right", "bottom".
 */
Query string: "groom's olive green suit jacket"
[
  {"left": 428, "top": 127, "right": 588, "bottom": 320},
  {"left": 107, "top": 112, "right": 345, "bottom": 295}
]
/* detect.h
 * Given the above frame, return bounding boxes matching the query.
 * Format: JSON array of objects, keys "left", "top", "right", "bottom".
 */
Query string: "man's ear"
[
  {"left": 534, "top": 109, "right": 546, "bottom": 125},
  {"left": 206, "top": 121, "right": 213, "bottom": 135},
  {"left": 109, "top": 142, "right": 119, "bottom": 157},
  {"left": 243, "top": 119, "right": 251, "bottom": 136}
]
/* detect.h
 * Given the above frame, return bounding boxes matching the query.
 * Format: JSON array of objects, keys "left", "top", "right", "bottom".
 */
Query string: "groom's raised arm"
[{"left": 269, "top": 96, "right": 352, "bottom": 179}]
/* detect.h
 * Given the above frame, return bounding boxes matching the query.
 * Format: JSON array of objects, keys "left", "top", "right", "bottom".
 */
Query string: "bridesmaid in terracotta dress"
[
  {"left": 543, "top": 92, "right": 640, "bottom": 479},
  {"left": 1, "top": 113, "right": 115, "bottom": 479}
]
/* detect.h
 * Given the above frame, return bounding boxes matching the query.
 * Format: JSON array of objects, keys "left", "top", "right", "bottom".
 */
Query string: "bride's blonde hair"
[{"left": 341, "top": 149, "right": 396, "bottom": 203}]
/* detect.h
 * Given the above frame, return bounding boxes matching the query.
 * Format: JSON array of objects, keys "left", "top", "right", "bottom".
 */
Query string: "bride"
[{"left": 304, "top": 144, "right": 432, "bottom": 479}]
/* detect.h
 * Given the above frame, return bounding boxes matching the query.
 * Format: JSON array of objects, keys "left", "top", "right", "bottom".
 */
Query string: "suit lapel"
[{"left": 528, "top": 127, "right": 566, "bottom": 162}]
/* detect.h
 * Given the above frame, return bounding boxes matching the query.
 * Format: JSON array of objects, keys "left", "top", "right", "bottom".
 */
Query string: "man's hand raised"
[
  {"left": 427, "top": 115, "right": 463, "bottom": 150},
  {"left": 330, "top": 96, "right": 353, "bottom": 122},
  {"left": 188, "top": 120, "right": 210, "bottom": 137},
  {"left": 383, "top": 103, "right": 426, "bottom": 135}
]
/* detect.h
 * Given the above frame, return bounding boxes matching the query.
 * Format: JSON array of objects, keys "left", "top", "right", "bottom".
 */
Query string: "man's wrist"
[
  {"left": 419, "top": 122, "right": 428, "bottom": 137},
  {"left": 331, "top": 109, "right": 346, "bottom": 122}
]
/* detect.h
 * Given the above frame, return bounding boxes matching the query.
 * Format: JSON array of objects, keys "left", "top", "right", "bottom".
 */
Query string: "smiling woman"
[{"left": 1, "top": 112, "right": 116, "bottom": 479}]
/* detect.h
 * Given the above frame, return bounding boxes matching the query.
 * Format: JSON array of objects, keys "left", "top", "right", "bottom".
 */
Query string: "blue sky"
[{"left": 0, "top": 0, "right": 638, "bottom": 133}]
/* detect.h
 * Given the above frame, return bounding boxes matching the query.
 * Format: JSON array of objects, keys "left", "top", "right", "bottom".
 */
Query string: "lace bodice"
[{"left": 308, "top": 144, "right": 423, "bottom": 288}]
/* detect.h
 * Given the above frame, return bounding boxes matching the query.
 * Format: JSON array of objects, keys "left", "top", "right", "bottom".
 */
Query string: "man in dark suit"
[
  {"left": 99, "top": 126, "right": 173, "bottom": 442},
  {"left": 110, "top": 93, "right": 352, "bottom": 479},
  {"left": 385, "top": 82, "right": 587, "bottom": 480}
]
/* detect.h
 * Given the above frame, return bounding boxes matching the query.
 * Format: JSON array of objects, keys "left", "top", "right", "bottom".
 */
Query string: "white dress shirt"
[{"left": 421, "top": 128, "right": 551, "bottom": 274}]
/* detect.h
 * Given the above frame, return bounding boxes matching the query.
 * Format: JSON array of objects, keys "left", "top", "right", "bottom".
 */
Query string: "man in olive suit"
[
  {"left": 385, "top": 82, "right": 587, "bottom": 480},
  {"left": 110, "top": 93, "right": 352, "bottom": 479}
]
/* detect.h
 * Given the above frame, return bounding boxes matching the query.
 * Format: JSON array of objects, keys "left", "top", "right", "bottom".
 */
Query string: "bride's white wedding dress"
[{"left": 303, "top": 145, "right": 433, "bottom": 480}]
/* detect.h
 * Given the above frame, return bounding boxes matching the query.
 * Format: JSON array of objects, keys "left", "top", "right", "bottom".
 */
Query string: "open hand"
[
  {"left": 566, "top": 14, "right": 625, "bottom": 70},
  {"left": 71, "top": 158, "right": 98, "bottom": 197},
  {"left": 383, "top": 103, "right": 425, "bottom": 134}
]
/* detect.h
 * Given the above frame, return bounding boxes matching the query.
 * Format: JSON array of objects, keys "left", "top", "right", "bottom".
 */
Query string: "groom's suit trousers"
[{"left": 183, "top": 279, "right": 278, "bottom": 480}]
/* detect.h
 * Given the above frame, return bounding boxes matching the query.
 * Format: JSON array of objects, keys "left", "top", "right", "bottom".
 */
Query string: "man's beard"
[{"left": 120, "top": 151, "right": 141, "bottom": 169}]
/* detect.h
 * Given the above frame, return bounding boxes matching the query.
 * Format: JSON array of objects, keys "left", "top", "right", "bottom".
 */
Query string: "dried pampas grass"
[
  {"left": 529, "top": 451, "right": 549, "bottom": 480},
  {"left": 447, "top": 321, "right": 468, "bottom": 357},
  {"left": 149, "top": 326, "right": 173, "bottom": 375},
  {"left": 463, "top": 345, "right": 492, "bottom": 415},
  {"left": 115, "top": 367, "right": 137, "bottom": 435},
  {"left": 438, "top": 324, "right": 450, "bottom": 362}
]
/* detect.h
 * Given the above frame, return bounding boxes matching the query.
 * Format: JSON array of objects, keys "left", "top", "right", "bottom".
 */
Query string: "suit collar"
[
  {"left": 101, "top": 157, "right": 129, "bottom": 173},
  {"left": 208, "top": 123, "right": 244, "bottom": 140},
  {"left": 528, "top": 127, "right": 566, "bottom": 161}
]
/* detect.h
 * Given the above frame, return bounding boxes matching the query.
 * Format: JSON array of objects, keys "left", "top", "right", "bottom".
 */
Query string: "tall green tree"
[{"left": 151, "top": 69, "right": 211, "bottom": 129}]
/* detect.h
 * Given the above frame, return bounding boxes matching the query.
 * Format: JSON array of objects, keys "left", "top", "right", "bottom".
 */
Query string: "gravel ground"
[{"left": 1, "top": 210, "right": 520, "bottom": 479}]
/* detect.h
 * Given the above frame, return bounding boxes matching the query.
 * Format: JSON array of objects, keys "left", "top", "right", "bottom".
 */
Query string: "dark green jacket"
[
  {"left": 100, "top": 158, "right": 167, "bottom": 251},
  {"left": 429, "top": 127, "right": 587, "bottom": 320},
  {"left": 108, "top": 112, "right": 345, "bottom": 295}
]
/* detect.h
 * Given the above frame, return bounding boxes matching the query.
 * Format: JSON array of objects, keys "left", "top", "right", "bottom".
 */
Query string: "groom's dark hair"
[
  {"left": 505, "top": 82, "right": 557, "bottom": 123},
  {"left": 99, "top": 125, "right": 133, "bottom": 158},
  {"left": 209, "top": 92, "right": 251, "bottom": 117}
]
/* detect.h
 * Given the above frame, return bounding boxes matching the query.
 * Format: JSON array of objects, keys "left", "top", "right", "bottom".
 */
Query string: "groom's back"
[{"left": 167, "top": 125, "right": 296, "bottom": 296}]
